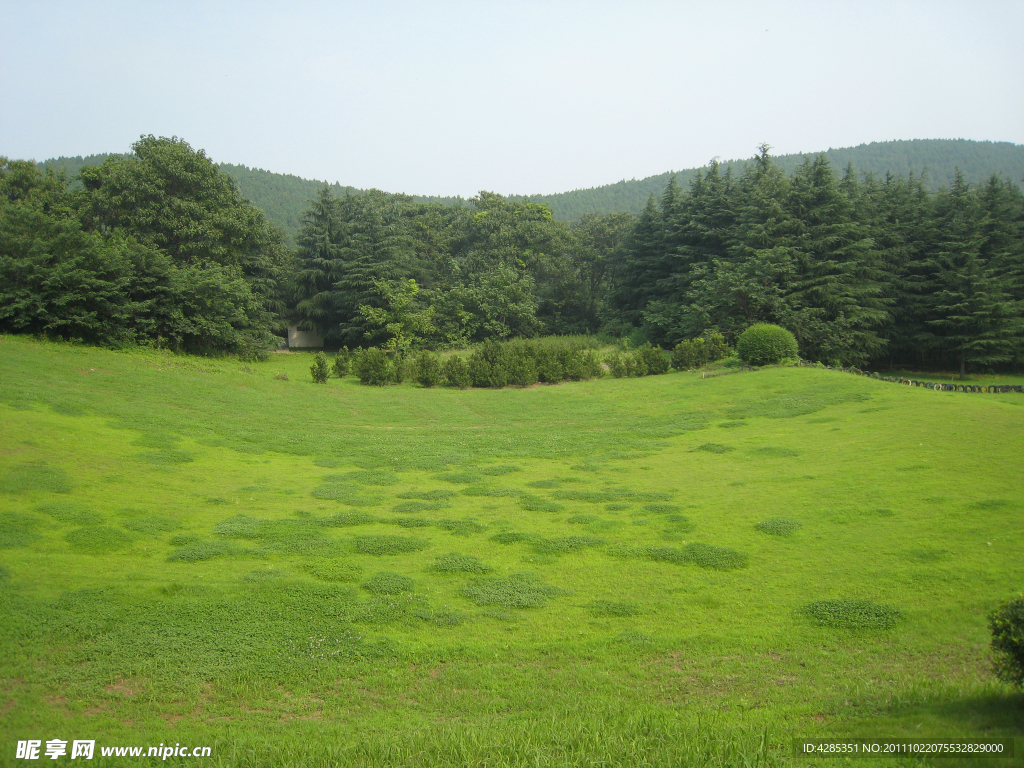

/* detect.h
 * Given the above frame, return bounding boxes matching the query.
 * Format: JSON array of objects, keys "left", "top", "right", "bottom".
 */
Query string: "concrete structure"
[{"left": 287, "top": 325, "right": 324, "bottom": 349}]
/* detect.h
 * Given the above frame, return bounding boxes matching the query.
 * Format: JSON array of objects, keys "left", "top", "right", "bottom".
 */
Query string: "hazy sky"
[{"left": 3, "top": 1, "right": 1021, "bottom": 198}]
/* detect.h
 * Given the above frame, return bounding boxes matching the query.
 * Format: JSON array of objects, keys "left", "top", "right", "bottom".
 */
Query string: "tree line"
[
  {"left": 610, "top": 145, "right": 1023, "bottom": 374},
  {"left": 4, "top": 136, "right": 1023, "bottom": 375}
]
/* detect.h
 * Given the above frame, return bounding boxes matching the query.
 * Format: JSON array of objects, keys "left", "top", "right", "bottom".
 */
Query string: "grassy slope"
[{"left": 0, "top": 336, "right": 1022, "bottom": 766}]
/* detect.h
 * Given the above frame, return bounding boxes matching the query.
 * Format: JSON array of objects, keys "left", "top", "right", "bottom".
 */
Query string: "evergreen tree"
[{"left": 926, "top": 172, "right": 1024, "bottom": 377}]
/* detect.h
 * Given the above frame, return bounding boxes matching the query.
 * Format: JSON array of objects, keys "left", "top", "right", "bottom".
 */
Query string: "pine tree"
[{"left": 926, "top": 172, "right": 1024, "bottom": 378}]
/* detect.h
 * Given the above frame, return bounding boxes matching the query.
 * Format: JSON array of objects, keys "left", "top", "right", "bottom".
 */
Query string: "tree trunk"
[{"left": 960, "top": 355, "right": 966, "bottom": 380}]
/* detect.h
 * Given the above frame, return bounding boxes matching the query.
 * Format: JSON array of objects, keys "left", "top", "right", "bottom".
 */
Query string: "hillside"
[
  {"left": 521, "top": 139, "right": 1024, "bottom": 220},
  {"left": 32, "top": 138, "right": 1024, "bottom": 239},
  {"left": 1, "top": 335, "right": 1022, "bottom": 765}
]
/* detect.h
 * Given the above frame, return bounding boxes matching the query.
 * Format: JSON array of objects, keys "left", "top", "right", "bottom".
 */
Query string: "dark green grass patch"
[
  {"left": 613, "top": 630, "right": 656, "bottom": 646},
  {"left": 605, "top": 502, "right": 630, "bottom": 512},
  {"left": 120, "top": 514, "right": 180, "bottom": 536},
  {"left": 570, "top": 463, "right": 603, "bottom": 472},
  {"left": 320, "top": 511, "right": 378, "bottom": 528},
  {"left": 312, "top": 456, "right": 343, "bottom": 468},
  {"left": 478, "top": 465, "right": 522, "bottom": 476},
  {"left": 520, "top": 495, "right": 565, "bottom": 512},
  {"left": 644, "top": 543, "right": 748, "bottom": 570},
  {"left": 718, "top": 420, "right": 747, "bottom": 428},
  {"left": 388, "top": 517, "right": 433, "bottom": 528},
  {"left": 905, "top": 548, "right": 949, "bottom": 563},
  {"left": 489, "top": 531, "right": 532, "bottom": 545},
  {"left": 137, "top": 449, "right": 195, "bottom": 465},
  {"left": 435, "top": 472, "right": 484, "bottom": 484},
  {"left": 243, "top": 567, "right": 287, "bottom": 583},
  {"left": 750, "top": 446, "right": 800, "bottom": 457},
  {"left": 526, "top": 479, "right": 572, "bottom": 489},
  {"left": 362, "top": 571, "right": 415, "bottom": 594},
  {"left": 392, "top": 500, "right": 449, "bottom": 513},
  {"left": 430, "top": 553, "right": 494, "bottom": 574},
  {"left": 351, "top": 593, "right": 429, "bottom": 625},
  {"left": 213, "top": 514, "right": 262, "bottom": 538},
  {"left": 0, "top": 463, "right": 73, "bottom": 494},
  {"left": 553, "top": 488, "right": 673, "bottom": 504},
  {"left": 530, "top": 535, "right": 605, "bottom": 555},
  {"left": 435, "top": 519, "right": 488, "bottom": 536},
  {"left": 331, "top": 470, "right": 400, "bottom": 486},
  {"left": 460, "top": 486, "right": 523, "bottom": 498},
  {"left": 970, "top": 499, "right": 1010, "bottom": 510},
  {"left": 65, "top": 526, "right": 135, "bottom": 554},
  {"left": 0, "top": 511, "right": 42, "bottom": 548},
  {"left": 168, "top": 533, "right": 202, "bottom": 546},
  {"left": 354, "top": 535, "right": 430, "bottom": 556},
  {"left": 691, "top": 443, "right": 735, "bottom": 454},
  {"left": 801, "top": 599, "right": 902, "bottom": 630},
  {"left": 395, "top": 489, "right": 456, "bottom": 501},
  {"left": 311, "top": 483, "right": 383, "bottom": 507},
  {"left": 755, "top": 518, "right": 802, "bottom": 536},
  {"left": 643, "top": 503, "right": 682, "bottom": 514},
  {"left": 874, "top": 508, "right": 896, "bottom": 517},
  {"left": 588, "top": 600, "right": 641, "bottom": 617},
  {"left": 167, "top": 541, "right": 234, "bottom": 562},
  {"left": 36, "top": 501, "right": 104, "bottom": 525},
  {"left": 461, "top": 573, "right": 565, "bottom": 608},
  {"left": 567, "top": 514, "right": 602, "bottom": 525},
  {"left": 303, "top": 560, "right": 362, "bottom": 582}
]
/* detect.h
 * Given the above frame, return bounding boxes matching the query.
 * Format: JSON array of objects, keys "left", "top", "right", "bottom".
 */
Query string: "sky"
[{"left": 2, "top": 1, "right": 1022, "bottom": 198}]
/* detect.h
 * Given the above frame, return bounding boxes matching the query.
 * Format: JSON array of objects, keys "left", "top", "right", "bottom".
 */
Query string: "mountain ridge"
[{"left": 29, "top": 138, "right": 1024, "bottom": 240}]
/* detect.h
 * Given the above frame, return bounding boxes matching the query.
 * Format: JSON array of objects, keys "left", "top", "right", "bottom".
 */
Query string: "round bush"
[{"left": 736, "top": 323, "right": 799, "bottom": 366}]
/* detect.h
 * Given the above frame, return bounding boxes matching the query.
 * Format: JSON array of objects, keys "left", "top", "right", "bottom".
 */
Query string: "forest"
[
  {"left": 40, "top": 138, "right": 1024, "bottom": 239},
  {"left": 3, "top": 136, "right": 1023, "bottom": 375}
]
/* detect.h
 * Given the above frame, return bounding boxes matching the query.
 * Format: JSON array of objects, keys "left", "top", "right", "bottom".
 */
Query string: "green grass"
[{"left": 0, "top": 335, "right": 1022, "bottom": 766}]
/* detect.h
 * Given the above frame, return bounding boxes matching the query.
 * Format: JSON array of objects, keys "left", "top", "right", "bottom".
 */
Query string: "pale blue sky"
[{"left": 3, "top": 1, "right": 1021, "bottom": 197}]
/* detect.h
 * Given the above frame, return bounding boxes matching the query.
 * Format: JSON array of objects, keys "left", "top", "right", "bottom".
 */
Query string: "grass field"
[{"left": 1, "top": 335, "right": 1022, "bottom": 767}]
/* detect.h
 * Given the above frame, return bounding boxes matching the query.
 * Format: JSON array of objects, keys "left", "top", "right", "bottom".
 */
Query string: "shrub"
[
  {"left": 672, "top": 332, "right": 730, "bottom": 371},
  {"left": 736, "top": 323, "right": 799, "bottom": 366},
  {"left": 391, "top": 352, "right": 411, "bottom": 384},
  {"left": 606, "top": 352, "right": 627, "bottom": 378},
  {"left": 469, "top": 340, "right": 511, "bottom": 388},
  {"left": 442, "top": 355, "right": 472, "bottom": 388},
  {"left": 351, "top": 348, "right": 393, "bottom": 385},
  {"left": 636, "top": 343, "right": 669, "bottom": 375},
  {"left": 507, "top": 343, "right": 539, "bottom": 387},
  {"left": 310, "top": 352, "right": 330, "bottom": 383},
  {"left": 535, "top": 347, "right": 563, "bottom": 383},
  {"left": 990, "top": 595, "right": 1024, "bottom": 688},
  {"left": 332, "top": 347, "right": 351, "bottom": 378},
  {"left": 801, "top": 599, "right": 901, "bottom": 629},
  {"left": 414, "top": 351, "right": 442, "bottom": 387}
]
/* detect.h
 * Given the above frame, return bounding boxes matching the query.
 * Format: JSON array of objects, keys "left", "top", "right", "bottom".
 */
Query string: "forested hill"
[
  {"left": 35, "top": 138, "right": 1024, "bottom": 237},
  {"left": 521, "top": 139, "right": 1024, "bottom": 220},
  {"left": 35, "top": 156, "right": 466, "bottom": 245}
]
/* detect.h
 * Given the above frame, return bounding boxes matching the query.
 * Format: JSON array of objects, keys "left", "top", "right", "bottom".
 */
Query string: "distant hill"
[
  {"left": 32, "top": 138, "right": 1024, "bottom": 239},
  {"left": 518, "top": 139, "right": 1024, "bottom": 220}
]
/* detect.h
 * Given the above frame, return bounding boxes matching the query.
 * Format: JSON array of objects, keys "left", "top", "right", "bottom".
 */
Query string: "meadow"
[{"left": 0, "top": 334, "right": 1022, "bottom": 766}]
